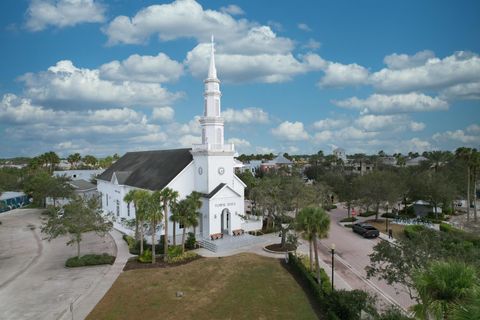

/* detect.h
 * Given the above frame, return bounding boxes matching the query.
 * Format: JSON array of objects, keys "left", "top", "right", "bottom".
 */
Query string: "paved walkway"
[
  {"left": 0, "top": 209, "right": 132, "bottom": 320},
  {"left": 62, "top": 229, "right": 133, "bottom": 320}
]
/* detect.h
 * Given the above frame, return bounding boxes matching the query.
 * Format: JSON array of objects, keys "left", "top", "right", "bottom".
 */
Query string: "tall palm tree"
[
  {"left": 296, "top": 207, "right": 331, "bottom": 284},
  {"left": 145, "top": 191, "right": 163, "bottom": 264},
  {"left": 169, "top": 206, "right": 180, "bottom": 246},
  {"left": 158, "top": 188, "right": 179, "bottom": 261},
  {"left": 176, "top": 194, "right": 202, "bottom": 253},
  {"left": 413, "top": 261, "right": 477, "bottom": 320},
  {"left": 455, "top": 147, "right": 474, "bottom": 221},
  {"left": 133, "top": 190, "right": 150, "bottom": 255},
  {"left": 186, "top": 191, "right": 202, "bottom": 236},
  {"left": 295, "top": 210, "right": 315, "bottom": 271},
  {"left": 124, "top": 189, "right": 140, "bottom": 241}
]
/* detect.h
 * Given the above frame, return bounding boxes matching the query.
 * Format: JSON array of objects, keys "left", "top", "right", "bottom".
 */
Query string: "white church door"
[{"left": 221, "top": 208, "right": 230, "bottom": 235}]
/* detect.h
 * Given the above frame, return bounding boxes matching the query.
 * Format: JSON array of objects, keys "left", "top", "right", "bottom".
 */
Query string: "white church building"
[{"left": 96, "top": 38, "right": 256, "bottom": 243}]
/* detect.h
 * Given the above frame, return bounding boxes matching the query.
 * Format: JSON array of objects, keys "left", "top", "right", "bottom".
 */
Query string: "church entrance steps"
[{"left": 199, "top": 233, "right": 265, "bottom": 253}]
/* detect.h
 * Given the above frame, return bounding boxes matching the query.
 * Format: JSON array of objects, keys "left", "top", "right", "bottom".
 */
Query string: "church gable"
[{"left": 204, "top": 183, "right": 241, "bottom": 200}]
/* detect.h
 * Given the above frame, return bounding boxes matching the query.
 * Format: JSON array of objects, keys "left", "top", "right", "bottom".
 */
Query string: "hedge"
[
  {"left": 440, "top": 223, "right": 480, "bottom": 246},
  {"left": 340, "top": 217, "right": 357, "bottom": 223},
  {"left": 66, "top": 253, "right": 115, "bottom": 267},
  {"left": 123, "top": 234, "right": 162, "bottom": 255},
  {"left": 359, "top": 211, "right": 376, "bottom": 217},
  {"left": 287, "top": 253, "right": 374, "bottom": 320},
  {"left": 404, "top": 225, "right": 426, "bottom": 239}
]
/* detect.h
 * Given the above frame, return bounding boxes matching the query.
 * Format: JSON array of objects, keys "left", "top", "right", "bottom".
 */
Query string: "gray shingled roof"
[
  {"left": 69, "top": 179, "right": 96, "bottom": 192},
  {"left": 203, "top": 183, "right": 227, "bottom": 199},
  {"left": 97, "top": 148, "right": 193, "bottom": 190}
]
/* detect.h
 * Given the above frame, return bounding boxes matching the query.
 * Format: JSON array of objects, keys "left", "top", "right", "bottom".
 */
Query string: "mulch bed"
[
  {"left": 123, "top": 255, "right": 202, "bottom": 271},
  {"left": 265, "top": 243, "right": 296, "bottom": 252}
]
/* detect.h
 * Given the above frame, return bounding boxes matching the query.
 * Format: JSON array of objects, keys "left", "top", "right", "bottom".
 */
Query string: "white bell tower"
[{"left": 192, "top": 36, "right": 235, "bottom": 194}]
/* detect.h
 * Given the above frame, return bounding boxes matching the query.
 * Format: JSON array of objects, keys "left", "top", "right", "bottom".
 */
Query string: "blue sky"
[{"left": 0, "top": 0, "right": 479, "bottom": 158}]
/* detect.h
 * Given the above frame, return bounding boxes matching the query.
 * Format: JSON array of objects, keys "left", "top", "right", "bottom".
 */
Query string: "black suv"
[{"left": 352, "top": 223, "right": 380, "bottom": 238}]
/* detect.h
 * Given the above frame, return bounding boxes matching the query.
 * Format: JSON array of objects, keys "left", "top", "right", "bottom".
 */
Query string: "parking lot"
[{"left": 0, "top": 209, "right": 115, "bottom": 320}]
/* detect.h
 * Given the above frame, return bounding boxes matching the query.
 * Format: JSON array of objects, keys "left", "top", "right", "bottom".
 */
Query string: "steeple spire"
[{"left": 208, "top": 35, "right": 217, "bottom": 79}]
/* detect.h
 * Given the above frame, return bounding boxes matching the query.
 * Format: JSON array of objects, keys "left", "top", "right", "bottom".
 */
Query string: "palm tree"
[
  {"left": 133, "top": 190, "right": 150, "bottom": 255},
  {"left": 455, "top": 147, "right": 474, "bottom": 221},
  {"left": 186, "top": 191, "right": 202, "bottom": 236},
  {"left": 145, "top": 191, "right": 163, "bottom": 264},
  {"left": 124, "top": 189, "right": 141, "bottom": 241},
  {"left": 169, "top": 207, "right": 180, "bottom": 246},
  {"left": 413, "top": 261, "right": 478, "bottom": 320},
  {"left": 296, "top": 207, "right": 331, "bottom": 284},
  {"left": 295, "top": 210, "right": 315, "bottom": 271},
  {"left": 158, "top": 188, "right": 179, "bottom": 261},
  {"left": 176, "top": 193, "right": 202, "bottom": 253}
]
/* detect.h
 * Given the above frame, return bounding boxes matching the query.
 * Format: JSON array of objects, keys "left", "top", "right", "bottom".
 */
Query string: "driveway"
[
  {"left": 0, "top": 209, "right": 115, "bottom": 320},
  {"left": 316, "top": 206, "right": 414, "bottom": 312}
]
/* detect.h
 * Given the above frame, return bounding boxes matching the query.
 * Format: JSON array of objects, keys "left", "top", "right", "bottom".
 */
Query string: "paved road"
[
  {"left": 0, "top": 209, "right": 115, "bottom": 320},
  {"left": 316, "top": 206, "right": 414, "bottom": 311}
]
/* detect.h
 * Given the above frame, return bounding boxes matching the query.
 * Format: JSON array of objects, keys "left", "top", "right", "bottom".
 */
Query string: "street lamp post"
[{"left": 331, "top": 243, "right": 335, "bottom": 291}]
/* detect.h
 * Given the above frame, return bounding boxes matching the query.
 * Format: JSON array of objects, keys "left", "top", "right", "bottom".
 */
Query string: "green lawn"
[{"left": 87, "top": 253, "right": 319, "bottom": 320}]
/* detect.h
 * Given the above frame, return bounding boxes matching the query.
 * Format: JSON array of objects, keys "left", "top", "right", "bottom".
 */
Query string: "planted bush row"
[{"left": 66, "top": 253, "right": 115, "bottom": 267}]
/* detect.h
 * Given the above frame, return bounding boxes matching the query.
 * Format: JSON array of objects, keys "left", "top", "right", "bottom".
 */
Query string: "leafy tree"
[
  {"left": 158, "top": 188, "right": 179, "bottom": 261},
  {"left": 367, "top": 227, "right": 480, "bottom": 302},
  {"left": 67, "top": 153, "right": 81, "bottom": 169},
  {"left": 23, "top": 171, "right": 72, "bottom": 207},
  {"left": 296, "top": 207, "right": 330, "bottom": 284},
  {"left": 41, "top": 197, "right": 112, "bottom": 258},
  {"left": 83, "top": 155, "right": 98, "bottom": 168},
  {"left": 236, "top": 170, "right": 257, "bottom": 199},
  {"left": 412, "top": 261, "right": 478, "bottom": 320},
  {"left": 324, "top": 172, "right": 357, "bottom": 217},
  {"left": 455, "top": 147, "right": 475, "bottom": 221}
]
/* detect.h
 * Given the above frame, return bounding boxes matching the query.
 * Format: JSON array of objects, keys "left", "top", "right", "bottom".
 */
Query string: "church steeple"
[{"left": 208, "top": 35, "right": 217, "bottom": 79}]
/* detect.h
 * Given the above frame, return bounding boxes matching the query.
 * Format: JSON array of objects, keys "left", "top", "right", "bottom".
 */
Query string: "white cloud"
[
  {"left": 103, "top": 0, "right": 252, "bottom": 45},
  {"left": 99, "top": 53, "right": 184, "bottom": 83},
  {"left": 185, "top": 43, "right": 324, "bottom": 83},
  {"left": 404, "top": 138, "right": 431, "bottom": 152},
  {"left": 227, "top": 137, "right": 251, "bottom": 148},
  {"left": 334, "top": 93, "right": 448, "bottom": 114},
  {"left": 383, "top": 50, "right": 435, "bottom": 70},
  {"left": 466, "top": 124, "right": 480, "bottom": 133},
  {"left": 20, "top": 60, "right": 181, "bottom": 109},
  {"left": 152, "top": 106, "right": 175, "bottom": 122},
  {"left": 256, "top": 146, "right": 275, "bottom": 154},
  {"left": 433, "top": 129, "right": 480, "bottom": 144},
  {"left": 319, "top": 62, "right": 369, "bottom": 87},
  {"left": 371, "top": 51, "right": 480, "bottom": 93},
  {"left": 271, "top": 121, "right": 309, "bottom": 141},
  {"left": 87, "top": 108, "right": 145, "bottom": 123},
  {"left": 355, "top": 114, "right": 402, "bottom": 131},
  {"left": 313, "top": 118, "right": 348, "bottom": 130},
  {"left": 313, "top": 130, "right": 333, "bottom": 143},
  {"left": 410, "top": 121, "right": 426, "bottom": 132},
  {"left": 440, "top": 82, "right": 480, "bottom": 100},
  {"left": 222, "top": 107, "right": 269, "bottom": 124},
  {"left": 26, "top": 0, "right": 105, "bottom": 31},
  {"left": 219, "top": 4, "right": 244, "bottom": 15},
  {"left": 303, "top": 39, "right": 321, "bottom": 50},
  {"left": 178, "top": 134, "right": 201, "bottom": 147},
  {"left": 298, "top": 23, "right": 311, "bottom": 32}
]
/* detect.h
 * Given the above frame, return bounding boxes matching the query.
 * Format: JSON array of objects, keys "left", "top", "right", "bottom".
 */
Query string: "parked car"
[{"left": 352, "top": 223, "right": 379, "bottom": 238}]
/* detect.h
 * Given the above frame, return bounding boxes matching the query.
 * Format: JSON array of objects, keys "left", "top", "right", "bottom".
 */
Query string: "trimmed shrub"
[
  {"left": 340, "top": 217, "right": 357, "bottom": 223},
  {"left": 381, "top": 212, "right": 396, "bottom": 219},
  {"left": 185, "top": 232, "right": 196, "bottom": 250},
  {"left": 66, "top": 253, "right": 115, "bottom": 267},
  {"left": 168, "top": 245, "right": 183, "bottom": 258},
  {"left": 138, "top": 249, "right": 152, "bottom": 263},
  {"left": 404, "top": 225, "right": 426, "bottom": 239},
  {"left": 324, "top": 204, "right": 337, "bottom": 211},
  {"left": 288, "top": 253, "right": 375, "bottom": 320},
  {"left": 166, "top": 252, "right": 198, "bottom": 264},
  {"left": 359, "top": 211, "right": 376, "bottom": 217}
]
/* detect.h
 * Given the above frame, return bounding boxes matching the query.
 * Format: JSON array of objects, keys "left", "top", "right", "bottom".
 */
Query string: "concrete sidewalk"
[{"left": 60, "top": 229, "right": 133, "bottom": 320}]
